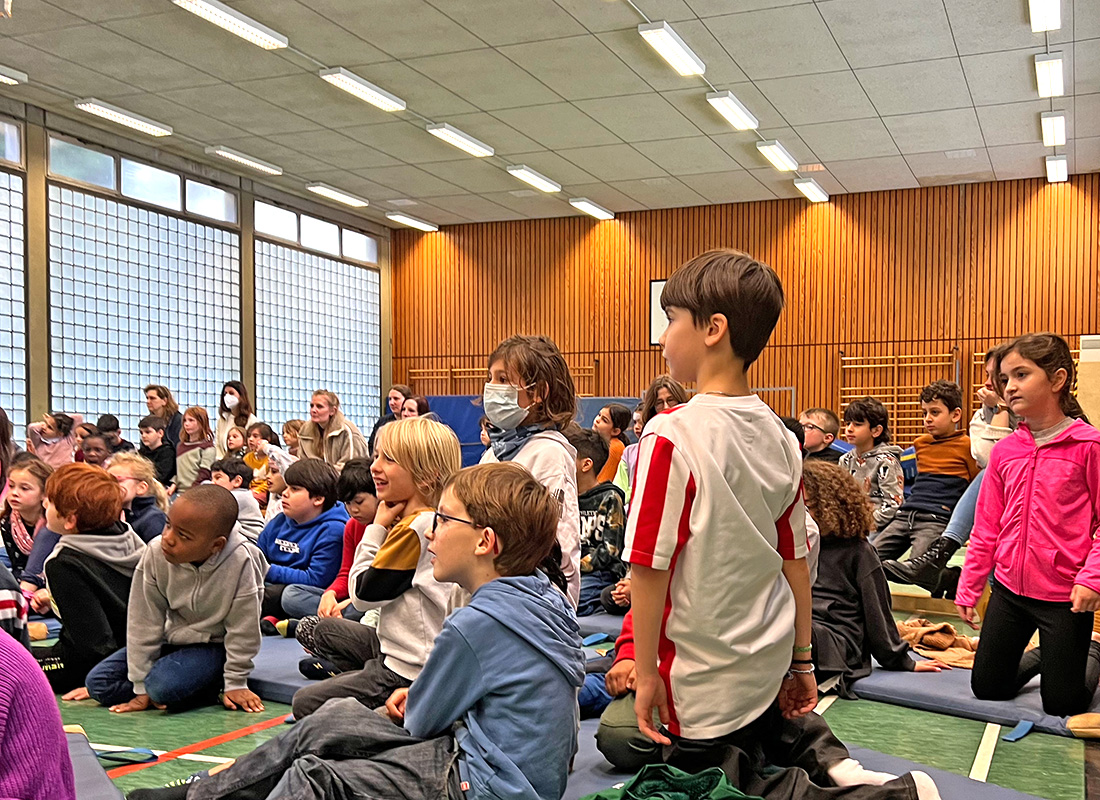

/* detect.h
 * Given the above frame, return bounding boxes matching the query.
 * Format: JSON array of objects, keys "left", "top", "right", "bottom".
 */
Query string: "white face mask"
[
  {"left": 483, "top": 382, "right": 531, "bottom": 431},
  {"left": 224, "top": 394, "right": 240, "bottom": 410}
]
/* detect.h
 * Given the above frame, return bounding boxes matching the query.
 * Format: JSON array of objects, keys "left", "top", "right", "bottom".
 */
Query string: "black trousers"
[{"left": 972, "top": 578, "right": 1100, "bottom": 717}]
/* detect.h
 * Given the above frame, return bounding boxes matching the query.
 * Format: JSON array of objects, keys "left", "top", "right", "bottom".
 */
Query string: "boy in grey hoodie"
[
  {"left": 839, "top": 397, "right": 905, "bottom": 529},
  {"left": 83, "top": 484, "right": 268, "bottom": 713},
  {"left": 210, "top": 458, "right": 266, "bottom": 543}
]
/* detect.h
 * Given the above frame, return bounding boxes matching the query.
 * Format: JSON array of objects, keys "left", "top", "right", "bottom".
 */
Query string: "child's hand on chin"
[{"left": 374, "top": 501, "right": 407, "bottom": 529}]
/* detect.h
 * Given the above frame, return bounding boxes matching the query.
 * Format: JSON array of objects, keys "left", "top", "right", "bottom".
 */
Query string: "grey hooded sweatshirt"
[
  {"left": 839, "top": 443, "right": 905, "bottom": 527},
  {"left": 126, "top": 530, "right": 267, "bottom": 695}
]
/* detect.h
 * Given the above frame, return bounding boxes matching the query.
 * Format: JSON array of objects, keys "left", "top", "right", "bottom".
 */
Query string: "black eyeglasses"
[
  {"left": 801, "top": 422, "right": 824, "bottom": 433},
  {"left": 432, "top": 510, "right": 477, "bottom": 531}
]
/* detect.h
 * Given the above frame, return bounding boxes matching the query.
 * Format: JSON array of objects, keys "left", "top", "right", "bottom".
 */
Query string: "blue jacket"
[
  {"left": 257, "top": 505, "right": 348, "bottom": 588},
  {"left": 126, "top": 495, "right": 168, "bottom": 544},
  {"left": 405, "top": 574, "right": 584, "bottom": 800}
]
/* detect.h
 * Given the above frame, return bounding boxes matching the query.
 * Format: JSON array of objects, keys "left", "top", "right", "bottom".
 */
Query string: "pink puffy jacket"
[{"left": 956, "top": 419, "right": 1100, "bottom": 608}]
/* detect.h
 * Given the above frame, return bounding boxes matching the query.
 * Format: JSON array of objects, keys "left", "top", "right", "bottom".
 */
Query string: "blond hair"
[
  {"left": 376, "top": 417, "right": 462, "bottom": 506},
  {"left": 106, "top": 452, "right": 170, "bottom": 512}
]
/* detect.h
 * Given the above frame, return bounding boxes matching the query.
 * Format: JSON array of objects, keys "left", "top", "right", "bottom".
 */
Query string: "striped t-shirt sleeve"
[
  {"left": 624, "top": 434, "right": 696, "bottom": 571},
  {"left": 775, "top": 481, "right": 809, "bottom": 560}
]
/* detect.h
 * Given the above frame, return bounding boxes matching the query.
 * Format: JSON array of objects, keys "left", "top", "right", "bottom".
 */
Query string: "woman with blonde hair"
[{"left": 297, "top": 390, "right": 369, "bottom": 471}]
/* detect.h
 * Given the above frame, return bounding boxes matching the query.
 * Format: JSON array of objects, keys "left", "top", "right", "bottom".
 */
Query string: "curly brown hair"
[{"left": 801, "top": 461, "right": 875, "bottom": 539}]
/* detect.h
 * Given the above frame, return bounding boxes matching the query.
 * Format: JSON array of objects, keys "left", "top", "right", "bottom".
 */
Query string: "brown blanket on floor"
[{"left": 896, "top": 618, "right": 980, "bottom": 669}]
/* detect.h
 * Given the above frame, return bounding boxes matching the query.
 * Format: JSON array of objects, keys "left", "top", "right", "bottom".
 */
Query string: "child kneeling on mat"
[
  {"left": 81, "top": 484, "right": 268, "bottom": 713},
  {"left": 129, "top": 462, "right": 584, "bottom": 800}
]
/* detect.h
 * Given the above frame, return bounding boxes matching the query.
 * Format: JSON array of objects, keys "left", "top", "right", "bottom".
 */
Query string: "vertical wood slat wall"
[{"left": 391, "top": 174, "right": 1100, "bottom": 417}]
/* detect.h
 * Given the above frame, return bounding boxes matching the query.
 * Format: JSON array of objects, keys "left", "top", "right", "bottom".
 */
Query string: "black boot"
[
  {"left": 931, "top": 566, "right": 961, "bottom": 600},
  {"left": 881, "top": 537, "right": 960, "bottom": 591}
]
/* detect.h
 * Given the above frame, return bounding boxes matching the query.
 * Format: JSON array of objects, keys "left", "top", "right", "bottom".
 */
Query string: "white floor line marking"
[
  {"left": 90, "top": 743, "right": 231, "bottom": 765},
  {"left": 815, "top": 695, "right": 838, "bottom": 715},
  {"left": 968, "top": 723, "right": 1001, "bottom": 782}
]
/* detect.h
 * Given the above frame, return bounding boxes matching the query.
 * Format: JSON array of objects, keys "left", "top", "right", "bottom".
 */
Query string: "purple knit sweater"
[{"left": 0, "top": 629, "right": 76, "bottom": 800}]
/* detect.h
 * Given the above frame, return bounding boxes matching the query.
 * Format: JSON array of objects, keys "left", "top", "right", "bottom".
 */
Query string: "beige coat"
[{"left": 297, "top": 410, "right": 369, "bottom": 471}]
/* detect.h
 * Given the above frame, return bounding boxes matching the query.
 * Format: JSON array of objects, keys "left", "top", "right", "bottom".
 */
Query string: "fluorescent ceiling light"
[
  {"left": 794, "top": 177, "right": 828, "bottom": 203},
  {"left": 386, "top": 212, "right": 438, "bottom": 232},
  {"left": 426, "top": 123, "right": 494, "bottom": 158},
  {"left": 569, "top": 197, "right": 614, "bottom": 221},
  {"left": 756, "top": 140, "right": 799, "bottom": 171},
  {"left": 171, "top": 0, "right": 287, "bottom": 49},
  {"left": 1041, "top": 111, "right": 1066, "bottom": 147},
  {"left": 74, "top": 99, "right": 172, "bottom": 137},
  {"left": 706, "top": 91, "right": 758, "bottom": 131},
  {"left": 319, "top": 67, "right": 406, "bottom": 112},
  {"left": 204, "top": 145, "right": 282, "bottom": 175},
  {"left": 1035, "top": 53, "right": 1064, "bottom": 98},
  {"left": 506, "top": 165, "right": 561, "bottom": 193},
  {"left": 307, "top": 183, "right": 369, "bottom": 208},
  {"left": 0, "top": 64, "right": 28, "bottom": 86},
  {"left": 1046, "top": 154, "right": 1068, "bottom": 183},
  {"left": 1029, "top": 0, "right": 1061, "bottom": 32},
  {"left": 638, "top": 21, "right": 706, "bottom": 76}
]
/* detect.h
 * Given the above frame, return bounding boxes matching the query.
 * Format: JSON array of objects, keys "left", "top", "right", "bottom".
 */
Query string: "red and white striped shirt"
[{"left": 624, "top": 393, "right": 807, "bottom": 739}]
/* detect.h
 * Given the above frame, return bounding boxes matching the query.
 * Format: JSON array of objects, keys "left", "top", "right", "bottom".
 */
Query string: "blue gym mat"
[
  {"left": 578, "top": 612, "right": 625, "bottom": 641},
  {"left": 851, "top": 658, "right": 1098, "bottom": 737},
  {"left": 68, "top": 732, "right": 125, "bottom": 800},
  {"left": 248, "top": 636, "right": 312, "bottom": 705}
]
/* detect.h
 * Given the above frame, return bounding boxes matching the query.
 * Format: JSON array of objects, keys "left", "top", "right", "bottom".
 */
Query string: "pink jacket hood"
[{"left": 956, "top": 419, "right": 1100, "bottom": 607}]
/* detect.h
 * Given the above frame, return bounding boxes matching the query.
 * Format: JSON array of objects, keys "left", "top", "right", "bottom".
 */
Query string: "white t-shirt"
[
  {"left": 481, "top": 430, "right": 581, "bottom": 607},
  {"left": 623, "top": 394, "right": 808, "bottom": 740}
]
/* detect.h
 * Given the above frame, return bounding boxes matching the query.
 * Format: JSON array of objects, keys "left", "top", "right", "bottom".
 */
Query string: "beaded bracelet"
[{"left": 790, "top": 666, "right": 815, "bottom": 675}]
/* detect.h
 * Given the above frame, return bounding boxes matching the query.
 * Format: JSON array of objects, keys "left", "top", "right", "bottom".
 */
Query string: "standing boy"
[
  {"left": 96, "top": 414, "right": 135, "bottom": 454},
  {"left": 138, "top": 415, "right": 176, "bottom": 487},
  {"left": 839, "top": 398, "right": 905, "bottom": 529},
  {"left": 83, "top": 485, "right": 267, "bottom": 713},
  {"left": 626, "top": 250, "right": 938, "bottom": 800},
  {"left": 799, "top": 408, "right": 843, "bottom": 463}
]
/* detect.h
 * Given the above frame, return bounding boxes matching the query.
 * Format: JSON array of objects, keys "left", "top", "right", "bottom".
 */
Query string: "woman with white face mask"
[{"left": 214, "top": 381, "right": 258, "bottom": 458}]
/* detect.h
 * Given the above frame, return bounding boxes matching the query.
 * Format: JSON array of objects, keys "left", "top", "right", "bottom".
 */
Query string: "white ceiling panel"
[
  {"left": 338, "top": 61, "right": 480, "bottom": 117},
  {"left": 418, "top": 159, "right": 525, "bottom": 194},
  {"left": 755, "top": 71, "right": 877, "bottom": 125},
  {"left": 702, "top": 6, "right": 849, "bottom": 79},
  {"left": 425, "top": 0, "right": 588, "bottom": 46},
  {"left": 490, "top": 103, "right": 621, "bottom": 149},
  {"left": 962, "top": 47, "right": 1067, "bottom": 107},
  {"left": 559, "top": 182, "right": 648, "bottom": 212},
  {"left": 83, "top": 92, "right": 252, "bottom": 142},
  {"left": 425, "top": 193, "right": 525, "bottom": 221},
  {"left": 266, "top": 130, "right": 403, "bottom": 170},
  {"left": 159, "top": 84, "right": 322, "bottom": 137},
  {"left": 883, "top": 108, "right": 986, "bottom": 154},
  {"left": 556, "top": 143, "right": 667, "bottom": 181},
  {"left": 573, "top": 94, "right": 701, "bottom": 142},
  {"left": 339, "top": 120, "right": 472, "bottom": 164},
  {"left": 819, "top": 0, "right": 957, "bottom": 68},
  {"left": 676, "top": 170, "right": 776, "bottom": 204},
  {"left": 408, "top": 203, "right": 475, "bottom": 225},
  {"left": 0, "top": 0, "right": 87, "bottom": 35},
  {"left": 596, "top": 23, "right": 749, "bottom": 93},
  {"left": 1078, "top": 1, "right": 1100, "bottom": 40},
  {"left": 308, "top": 0, "right": 485, "bottom": 59},
  {"left": 503, "top": 150, "right": 598, "bottom": 185},
  {"left": 1076, "top": 93, "right": 1100, "bottom": 138},
  {"left": 436, "top": 112, "right": 545, "bottom": 156},
  {"left": 686, "top": 0, "right": 812, "bottom": 15},
  {"left": 215, "top": 135, "right": 340, "bottom": 174},
  {"left": 633, "top": 136, "right": 743, "bottom": 175},
  {"left": 745, "top": 167, "right": 803, "bottom": 199},
  {"left": 609, "top": 177, "right": 709, "bottom": 208},
  {"left": 1077, "top": 39, "right": 1100, "bottom": 96},
  {"left": 235, "top": 75, "right": 397, "bottom": 130},
  {"left": 46, "top": 0, "right": 167, "bottom": 23},
  {"left": 825, "top": 156, "right": 920, "bottom": 193},
  {"left": 479, "top": 191, "right": 577, "bottom": 218},
  {"left": 404, "top": 49, "right": 562, "bottom": 111},
  {"left": 661, "top": 85, "right": 788, "bottom": 134},
  {"left": 976, "top": 99, "right": 1073, "bottom": 147},
  {"left": 0, "top": 39, "right": 137, "bottom": 98},
  {"left": 904, "top": 149, "right": 995, "bottom": 186},
  {"left": 551, "top": 0, "right": 697, "bottom": 34},
  {"left": 1075, "top": 136, "right": 1100, "bottom": 171},
  {"left": 856, "top": 59, "right": 973, "bottom": 117},
  {"left": 986, "top": 141, "right": 1052, "bottom": 181},
  {"left": 499, "top": 36, "right": 653, "bottom": 100},
  {"left": 354, "top": 164, "right": 466, "bottom": 197},
  {"left": 941, "top": 0, "right": 1047, "bottom": 56},
  {"left": 797, "top": 118, "right": 899, "bottom": 162},
  {"left": 711, "top": 127, "right": 820, "bottom": 170}
]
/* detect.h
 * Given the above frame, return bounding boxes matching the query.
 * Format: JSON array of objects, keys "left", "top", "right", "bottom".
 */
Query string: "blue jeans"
[
  {"left": 579, "top": 672, "right": 614, "bottom": 716},
  {"left": 281, "top": 584, "right": 365, "bottom": 621},
  {"left": 578, "top": 571, "right": 617, "bottom": 617},
  {"left": 85, "top": 643, "right": 226, "bottom": 708},
  {"left": 944, "top": 470, "right": 986, "bottom": 546}
]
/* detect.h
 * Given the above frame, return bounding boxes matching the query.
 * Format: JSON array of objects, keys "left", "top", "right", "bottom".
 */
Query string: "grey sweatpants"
[{"left": 870, "top": 510, "right": 949, "bottom": 562}]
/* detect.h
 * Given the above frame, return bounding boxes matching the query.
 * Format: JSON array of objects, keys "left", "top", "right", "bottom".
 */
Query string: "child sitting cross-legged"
[
  {"left": 128, "top": 462, "right": 584, "bottom": 800},
  {"left": 210, "top": 458, "right": 266, "bottom": 544},
  {"left": 290, "top": 416, "right": 461, "bottom": 719},
  {"left": 80, "top": 484, "right": 267, "bottom": 714}
]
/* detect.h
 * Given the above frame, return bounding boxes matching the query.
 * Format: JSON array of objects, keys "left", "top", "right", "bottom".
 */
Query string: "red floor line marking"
[{"left": 105, "top": 714, "right": 287, "bottom": 779}]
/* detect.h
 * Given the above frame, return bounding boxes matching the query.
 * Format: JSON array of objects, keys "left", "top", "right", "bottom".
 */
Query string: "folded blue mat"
[
  {"left": 248, "top": 636, "right": 312, "bottom": 705},
  {"left": 851, "top": 658, "right": 1097, "bottom": 737},
  {"left": 567, "top": 718, "right": 1044, "bottom": 800},
  {"left": 578, "top": 612, "right": 624, "bottom": 641},
  {"left": 68, "top": 733, "right": 125, "bottom": 800}
]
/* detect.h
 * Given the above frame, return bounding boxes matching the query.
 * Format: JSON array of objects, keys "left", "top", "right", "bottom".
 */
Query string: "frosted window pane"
[
  {"left": 300, "top": 214, "right": 340, "bottom": 256},
  {"left": 120, "top": 159, "right": 181, "bottom": 211},
  {"left": 0, "top": 172, "right": 25, "bottom": 432},
  {"left": 341, "top": 228, "right": 377, "bottom": 264},
  {"left": 49, "top": 137, "right": 116, "bottom": 190},
  {"left": 254, "top": 201, "right": 296, "bottom": 242},
  {"left": 0, "top": 120, "right": 19, "bottom": 166},
  {"left": 186, "top": 180, "right": 237, "bottom": 223},
  {"left": 255, "top": 240, "right": 380, "bottom": 432},
  {"left": 49, "top": 185, "right": 242, "bottom": 436}
]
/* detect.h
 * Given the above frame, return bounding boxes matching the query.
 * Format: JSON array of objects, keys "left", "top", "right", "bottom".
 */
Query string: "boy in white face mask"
[{"left": 479, "top": 335, "right": 582, "bottom": 607}]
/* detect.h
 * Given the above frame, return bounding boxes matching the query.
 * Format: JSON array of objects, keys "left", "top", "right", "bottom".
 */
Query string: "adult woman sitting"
[
  {"left": 143, "top": 384, "right": 183, "bottom": 447},
  {"left": 297, "top": 390, "right": 369, "bottom": 471}
]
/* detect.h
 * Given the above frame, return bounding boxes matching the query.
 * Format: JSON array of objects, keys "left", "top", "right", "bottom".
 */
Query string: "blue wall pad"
[
  {"left": 565, "top": 719, "right": 1045, "bottom": 800},
  {"left": 852, "top": 658, "right": 1096, "bottom": 737},
  {"left": 68, "top": 733, "right": 125, "bottom": 800},
  {"left": 248, "top": 636, "right": 313, "bottom": 705},
  {"left": 579, "top": 612, "right": 625, "bottom": 641}
]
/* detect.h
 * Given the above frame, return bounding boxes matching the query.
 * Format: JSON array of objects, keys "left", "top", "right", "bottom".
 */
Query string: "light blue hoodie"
[{"left": 404, "top": 573, "right": 584, "bottom": 800}]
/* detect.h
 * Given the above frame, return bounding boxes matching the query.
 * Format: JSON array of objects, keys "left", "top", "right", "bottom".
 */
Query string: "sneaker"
[
  {"left": 260, "top": 616, "right": 280, "bottom": 636},
  {"left": 298, "top": 656, "right": 340, "bottom": 680}
]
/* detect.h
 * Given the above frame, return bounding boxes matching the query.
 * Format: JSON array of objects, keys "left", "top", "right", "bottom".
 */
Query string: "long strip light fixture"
[
  {"left": 426, "top": 123, "right": 494, "bottom": 157},
  {"left": 1046, "top": 154, "right": 1068, "bottom": 183},
  {"left": 1035, "top": 53, "right": 1064, "bottom": 98},
  {"left": 756, "top": 140, "right": 799, "bottom": 172},
  {"left": 707, "top": 91, "right": 758, "bottom": 130},
  {"left": 307, "top": 183, "right": 369, "bottom": 207},
  {"left": 794, "top": 177, "right": 829, "bottom": 203},
  {"left": 570, "top": 198, "right": 615, "bottom": 221},
  {"left": 204, "top": 145, "right": 282, "bottom": 175},
  {"left": 638, "top": 21, "right": 706, "bottom": 76},
  {"left": 319, "top": 67, "right": 406, "bottom": 112},
  {"left": 75, "top": 99, "right": 173, "bottom": 137},
  {"left": 171, "top": 0, "right": 288, "bottom": 49},
  {"left": 386, "top": 212, "right": 438, "bottom": 232},
  {"left": 1029, "top": 0, "right": 1061, "bottom": 32},
  {"left": 0, "top": 64, "right": 28, "bottom": 86},
  {"left": 1041, "top": 112, "right": 1066, "bottom": 147},
  {"left": 507, "top": 165, "right": 561, "bottom": 193}
]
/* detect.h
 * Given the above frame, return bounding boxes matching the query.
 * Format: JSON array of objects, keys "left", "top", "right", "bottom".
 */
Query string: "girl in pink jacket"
[{"left": 957, "top": 333, "right": 1100, "bottom": 716}]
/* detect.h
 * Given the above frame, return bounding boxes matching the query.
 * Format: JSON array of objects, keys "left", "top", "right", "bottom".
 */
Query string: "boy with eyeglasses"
[{"left": 798, "top": 408, "right": 843, "bottom": 463}]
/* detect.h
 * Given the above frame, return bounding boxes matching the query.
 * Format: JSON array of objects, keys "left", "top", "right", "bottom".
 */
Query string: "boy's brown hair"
[
  {"left": 46, "top": 462, "right": 124, "bottom": 531},
  {"left": 446, "top": 463, "right": 560, "bottom": 577},
  {"left": 802, "top": 408, "right": 840, "bottom": 437},
  {"left": 919, "top": 380, "right": 963, "bottom": 412},
  {"left": 488, "top": 336, "right": 577, "bottom": 430},
  {"left": 660, "top": 248, "right": 784, "bottom": 370}
]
